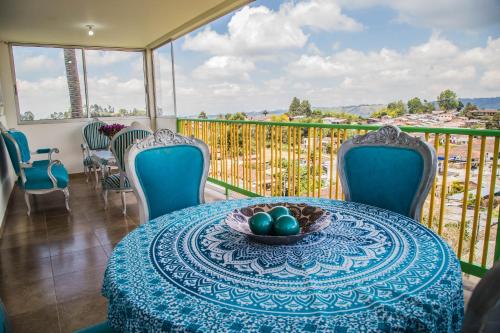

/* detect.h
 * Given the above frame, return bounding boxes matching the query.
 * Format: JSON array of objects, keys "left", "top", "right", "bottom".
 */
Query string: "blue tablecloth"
[{"left": 102, "top": 197, "right": 464, "bottom": 332}]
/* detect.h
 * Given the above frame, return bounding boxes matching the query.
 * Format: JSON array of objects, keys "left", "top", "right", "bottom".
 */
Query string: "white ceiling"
[{"left": 0, "top": 0, "right": 250, "bottom": 48}]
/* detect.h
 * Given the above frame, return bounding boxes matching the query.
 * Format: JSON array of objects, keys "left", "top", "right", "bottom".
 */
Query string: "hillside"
[{"left": 459, "top": 97, "right": 500, "bottom": 110}]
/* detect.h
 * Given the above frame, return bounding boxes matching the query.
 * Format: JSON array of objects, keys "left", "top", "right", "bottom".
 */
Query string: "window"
[
  {"left": 13, "top": 46, "right": 86, "bottom": 121},
  {"left": 11, "top": 45, "right": 147, "bottom": 121},
  {"left": 153, "top": 43, "right": 176, "bottom": 117}
]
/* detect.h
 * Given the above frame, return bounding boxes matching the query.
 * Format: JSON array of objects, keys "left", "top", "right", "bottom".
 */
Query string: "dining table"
[{"left": 102, "top": 197, "right": 464, "bottom": 332}]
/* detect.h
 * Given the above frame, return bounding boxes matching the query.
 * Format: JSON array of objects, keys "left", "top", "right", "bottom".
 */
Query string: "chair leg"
[
  {"left": 121, "top": 192, "right": 127, "bottom": 215},
  {"left": 103, "top": 189, "right": 108, "bottom": 209},
  {"left": 94, "top": 167, "right": 100, "bottom": 188},
  {"left": 63, "top": 188, "right": 71, "bottom": 213},
  {"left": 24, "top": 192, "right": 31, "bottom": 216}
]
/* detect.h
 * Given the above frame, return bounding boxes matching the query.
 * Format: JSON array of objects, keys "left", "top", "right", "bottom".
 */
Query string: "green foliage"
[
  {"left": 321, "top": 111, "right": 363, "bottom": 123},
  {"left": 225, "top": 112, "right": 247, "bottom": 121},
  {"left": 437, "top": 89, "right": 459, "bottom": 111},
  {"left": 288, "top": 97, "right": 312, "bottom": 117},
  {"left": 485, "top": 113, "right": 500, "bottom": 129},
  {"left": 198, "top": 111, "right": 207, "bottom": 119},
  {"left": 89, "top": 104, "right": 146, "bottom": 117},
  {"left": 448, "top": 181, "right": 465, "bottom": 196},
  {"left": 407, "top": 97, "right": 426, "bottom": 114},
  {"left": 370, "top": 100, "right": 406, "bottom": 118},
  {"left": 20, "top": 111, "right": 34, "bottom": 121}
]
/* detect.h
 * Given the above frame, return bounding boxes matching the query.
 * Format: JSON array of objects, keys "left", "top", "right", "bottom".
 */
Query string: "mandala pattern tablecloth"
[{"left": 102, "top": 197, "right": 464, "bottom": 332}]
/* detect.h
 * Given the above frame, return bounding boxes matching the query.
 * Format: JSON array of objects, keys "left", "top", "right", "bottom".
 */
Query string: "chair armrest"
[
  {"left": 31, "top": 148, "right": 59, "bottom": 161},
  {"left": 47, "top": 160, "right": 62, "bottom": 188}
]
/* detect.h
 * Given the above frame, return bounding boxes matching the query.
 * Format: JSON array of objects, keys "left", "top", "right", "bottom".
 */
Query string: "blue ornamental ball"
[
  {"left": 269, "top": 206, "right": 290, "bottom": 221},
  {"left": 273, "top": 215, "right": 300, "bottom": 236},
  {"left": 249, "top": 212, "right": 273, "bottom": 235}
]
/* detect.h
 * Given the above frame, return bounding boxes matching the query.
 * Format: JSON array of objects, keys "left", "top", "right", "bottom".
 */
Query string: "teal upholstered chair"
[
  {"left": 125, "top": 129, "right": 209, "bottom": 224},
  {"left": 0, "top": 299, "right": 11, "bottom": 333},
  {"left": 338, "top": 125, "right": 436, "bottom": 221},
  {"left": 0, "top": 123, "right": 70, "bottom": 215},
  {"left": 74, "top": 321, "right": 116, "bottom": 333},
  {"left": 102, "top": 126, "right": 152, "bottom": 214},
  {"left": 81, "top": 118, "right": 110, "bottom": 183}
]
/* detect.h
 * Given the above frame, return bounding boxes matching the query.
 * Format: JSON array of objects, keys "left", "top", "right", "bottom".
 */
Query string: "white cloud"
[
  {"left": 339, "top": 0, "right": 500, "bottom": 30},
  {"left": 481, "top": 70, "right": 500, "bottom": 89},
  {"left": 183, "top": 1, "right": 361, "bottom": 56},
  {"left": 210, "top": 82, "right": 242, "bottom": 96},
  {"left": 85, "top": 50, "right": 135, "bottom": 66},
  {"left": 193, "top": 56, "right": 255, "bottom": 80},
  {"left": 21, "top": 55, "right": 56, "bottom": 71}
]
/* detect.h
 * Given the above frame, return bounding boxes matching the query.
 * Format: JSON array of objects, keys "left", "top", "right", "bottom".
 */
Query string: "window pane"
[
  {"left": 12, "top": 46, "right": 86, "bottom": 120},
  {"left": 85, "top": 50, "right": 147, "bottom": 117},
  {"left": 153, "top": 43, "right": 175, "bottom": 116}
]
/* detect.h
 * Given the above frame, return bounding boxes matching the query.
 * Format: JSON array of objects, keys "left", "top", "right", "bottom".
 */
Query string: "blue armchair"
[
  {"left": 337, "top": 125, "right": 437, "bottom": 220},
  {"left": 81, "top": 118, "right": 110, "bottom": 184},
  {"left": 1, "top": 123, "right": 70, "bottom": 215},
  {"left": 102, "top": 126, "right": 152, "bottom": 214},
  {"left": 125, "top": 129, "right": 210, "bottom": 224}
]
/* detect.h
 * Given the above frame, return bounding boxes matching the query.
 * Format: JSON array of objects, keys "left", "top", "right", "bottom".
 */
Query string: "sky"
[
  {"left": 13, "top": 0, "right": 500, "bottom": 118},
  {"left": 164, "top": 0, "right": 500, "bottom": 116}
]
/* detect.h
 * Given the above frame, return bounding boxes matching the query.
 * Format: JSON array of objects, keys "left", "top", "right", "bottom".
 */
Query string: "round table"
[{"left": 102, "top": 197, "right": 464, "bottom": 332}]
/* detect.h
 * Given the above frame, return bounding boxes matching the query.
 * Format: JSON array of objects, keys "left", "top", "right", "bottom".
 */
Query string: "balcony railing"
[{"left": 177, "top": 118, "right": 500, "bottom": 277}]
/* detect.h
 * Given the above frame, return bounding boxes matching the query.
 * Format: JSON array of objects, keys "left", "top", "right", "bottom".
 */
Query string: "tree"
[
  {"left": 457, "top": 101, "right": 464, "bottom": 112},
  {"left": 288, "top": 97, "right": 301, "bottom": 116},
  {"left": 407, "top": 97, "right": 424, "bottom": 114},
  {"left": 437, "top": 89, "right": 459, "bottom": 111},
  {"left": 262, "top": 110, "right": 269, "bottom": 117},
  {"left": 423, "top": 99, "right": 435, "bottom": 113},
  {"left": 63, "top": 49, "right": 83, "bottom": 118},
  {"left": 486, "top": 113, "right": 500, "bottom": 130},
  {"left": 300, "top": 100, "right": 312, "bottom": 117},
  {"left": 198, "top": 111, "right": 207, "bottom": 119},
  {"left": 20, "top": 111, "right": 34, "bottom": 121},
  {"left": 370, "top": 100, "right": 405, "bottom": 118}
]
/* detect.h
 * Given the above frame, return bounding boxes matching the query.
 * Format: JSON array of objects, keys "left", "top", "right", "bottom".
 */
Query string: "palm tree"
[{"left": 63, "top": 49, "right": 83, "bottom": 118}]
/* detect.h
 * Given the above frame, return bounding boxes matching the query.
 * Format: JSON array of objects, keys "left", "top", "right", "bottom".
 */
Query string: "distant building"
[
  {"left": 322, "top": 117, "right": 348, "bottom": 124},
  {"left": 468, "top": 109, "right": 500, "bottom": 117}
]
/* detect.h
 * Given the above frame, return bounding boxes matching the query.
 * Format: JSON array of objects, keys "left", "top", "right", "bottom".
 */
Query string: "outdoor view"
[
  {"left": 13, "top": 46, "right": 147, "bottom": 120},
  {"left": 173, "top": 0, "right": 500, "bottom": 271}
]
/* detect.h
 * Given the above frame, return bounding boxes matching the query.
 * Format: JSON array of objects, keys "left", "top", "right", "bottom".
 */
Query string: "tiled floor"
[
  {"left": 0, "top": 174, "right": 228, "bottom": 333},
  {"left": 0, "top": 174, "right": 478, "bottom": 333}
]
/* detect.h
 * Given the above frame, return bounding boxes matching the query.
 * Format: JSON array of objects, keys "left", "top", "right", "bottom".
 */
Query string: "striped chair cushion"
[
  {"left": 83, "top": 156, "right": 94, "bottom": 167},
  {"left": 83, "top": 121, "right": 110, "bottom": 150},
  {"left": 111, "top": 129, "right": 152, "bottom": 171},
  {"left": 102, "top": 174, "right": 130, "bottom": 190}
]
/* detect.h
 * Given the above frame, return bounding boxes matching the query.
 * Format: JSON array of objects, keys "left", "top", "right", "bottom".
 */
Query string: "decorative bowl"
[{"left": 225, "top": 203, "right": 332, "bottom": 245}]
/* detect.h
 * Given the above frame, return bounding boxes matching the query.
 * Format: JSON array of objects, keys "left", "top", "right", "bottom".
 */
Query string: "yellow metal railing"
[{"left": 178, "top": 118, "right": 500, "bottom": 277}]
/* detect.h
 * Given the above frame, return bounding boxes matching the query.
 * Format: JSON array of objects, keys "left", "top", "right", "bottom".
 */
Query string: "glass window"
[
  {"left": 153, "top": 43, "right": 176, "bottom": 116},
  {"left": 12, "top": 46, "right": 86, "bottom": 121},
  {"left": 85, "top": 49, "right": 147, "bottom": 117}
]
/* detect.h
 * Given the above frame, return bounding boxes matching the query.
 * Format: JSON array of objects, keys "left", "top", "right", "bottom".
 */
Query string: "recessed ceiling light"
[{"left": 86, "top": 25, "right": 94, "bottom": 36}]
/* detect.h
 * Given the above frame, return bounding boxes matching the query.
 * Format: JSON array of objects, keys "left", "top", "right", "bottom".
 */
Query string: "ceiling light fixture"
[{"left": 86, "top": 25, "right": 94, "bottom": 36}]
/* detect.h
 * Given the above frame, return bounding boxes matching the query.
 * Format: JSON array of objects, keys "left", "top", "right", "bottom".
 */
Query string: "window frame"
[
  {"left": 9, "top": 42, "right": 150, "bottom": 124},
  {"left": 151, "top": 40, "right": 177, "bottom": 119}
]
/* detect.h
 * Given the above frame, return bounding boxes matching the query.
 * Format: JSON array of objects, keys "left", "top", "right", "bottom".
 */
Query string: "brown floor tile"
[
  {"left": 0, "top": 229, "right": 48, "bottom": 250},
  {"left": 58, "top": 294, "right": 108, "bottom": 333},
  {"left": 53, "top": 265, "right": 106, "bottom": 303},
  {"left": 0, "top": 242, "right": 52, "bottom": 261},
  {"left": 94, "top": 224, "right": 138, "bottom": 246},
  {"left": 1, "top": 213, "right": 46, "bottom": 236},
  {"left": 51, "top": 246, "right": 109, "bottom": 277},
  {"left": 0, "top": 256, "right": 53, "bottom": 286},
  {"left": 48, "top": 232, "right": 101, "bottom": 257},
  {"left": 0, "top": 277, "right": 56, "bottom": 316},
  {"left": 9, "top": 304, "right": 60, "bottom": 333}
]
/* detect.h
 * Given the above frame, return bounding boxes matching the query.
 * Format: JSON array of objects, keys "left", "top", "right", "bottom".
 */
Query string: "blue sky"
[{"left": 167, "top": 0, "right": 500, "bottom": 116}]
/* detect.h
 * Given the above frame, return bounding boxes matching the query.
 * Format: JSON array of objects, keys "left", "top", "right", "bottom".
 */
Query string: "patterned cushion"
[
  {"left": 102, "top": 174, "right": 130, "bottom": 190},
  {"left": 111, "top": 129, "right": 152, "bottom": 171},
  {"left": 83, "top": 156, "right": 94, "bottom": 167},
  {"left": 83, "top": 121, "right": 110, "bottom": 150}
]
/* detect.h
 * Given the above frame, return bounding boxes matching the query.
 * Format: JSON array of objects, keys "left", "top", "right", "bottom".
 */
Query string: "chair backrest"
[
  {"left": 338, "top": 125, "right": 436, "bottom": 220},
  {"left": 82, "top": 118, "right": 109, "bottom": 150},
  {"left": 125, "top": 129, "right": 210, "bottom": 223},
  {"left": 110, "top": 127, "right": 153, "bottom": 172},
  {"left": 462, "top": 260, "right": 500, "bottom": 333},
  {"left": 0, "top": 125, "right": 31, "bottom": 175}
]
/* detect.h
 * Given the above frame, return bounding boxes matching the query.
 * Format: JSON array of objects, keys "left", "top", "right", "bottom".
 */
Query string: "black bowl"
[{"left": 225, "top": 202, "right": 331, "bottom": 245}]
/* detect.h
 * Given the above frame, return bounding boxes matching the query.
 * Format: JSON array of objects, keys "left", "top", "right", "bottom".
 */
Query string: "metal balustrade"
[{"left": 177, "top": 118, "right": 500, "bottom": 277}]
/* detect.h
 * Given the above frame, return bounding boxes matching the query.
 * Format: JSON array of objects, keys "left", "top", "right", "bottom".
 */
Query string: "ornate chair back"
[
  {"left": 82, "top": 118, "right": 109, "bottom": 150},
  {"left": 110, "top": 127, "right": 153, "bottom": 173},
  {"left": 1, "top": 127, "right": 31, "bottom": 175},
  {"left": 338, "top": 125, "right": 436, "bottom": 220},
  {"left": 125, "top": 129, "right": 210, "bottom": 223},
  {"left": 0, "top": 299, "right": 12, "bottom": 333}
]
